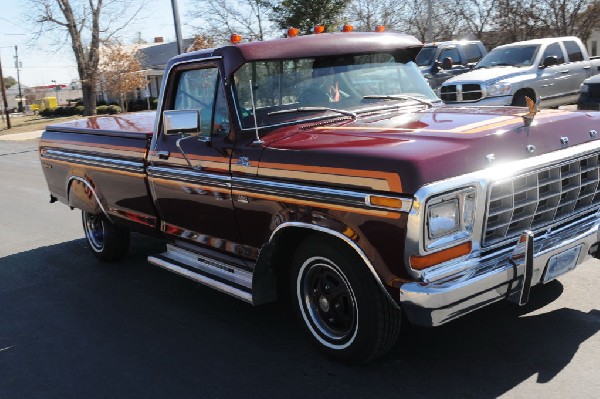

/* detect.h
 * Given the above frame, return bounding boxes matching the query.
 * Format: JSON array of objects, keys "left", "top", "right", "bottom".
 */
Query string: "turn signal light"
[
  {"left": 375, "top": 25, "right": 385, "bottom": 32},
  {"left": 342, "top": 24, "right": 353, "bottom": 32},
  {"left": 230, "top": 34, "right": 242, "bottom": 44},
  {"left": 369, "top": 196, "right": 403, "bottom": 209},
  {"left": 314, "top": 25, "right": 325, "bottom": 34},
  {"left": 409, "top": 242, "right": 472, "bottom": 270},
  {"left": 287, "top": 27, "right": 300, "bottom": 37}
]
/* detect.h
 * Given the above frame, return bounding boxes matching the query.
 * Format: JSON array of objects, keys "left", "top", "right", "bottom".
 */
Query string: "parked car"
[
  {"left": 416, "top": 40, "right": 487, "bottom": 89},
  {"left": 578, "top": 74, "right": 600, "bottom": 110},
  {"left": 440, "top": 36, "right": 600, "bottom": 107},
  {"left": 39, "top": 32, "right": 600, "bottom": 363}
]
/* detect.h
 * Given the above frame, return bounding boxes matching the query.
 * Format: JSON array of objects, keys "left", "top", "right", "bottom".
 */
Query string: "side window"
[
  {"left": 439, "top": 48, "right": 461, "bottom": 64},
  {"left": 563, "top": 40, "right": 584, "bottom": 62},
  {"left": 463, "top": 44, "right": 483, "bottom": 63},
  {"left": 172, "top": 67, "right": 229, "bottom": 136},
  {"left": 542, "top": 42, "right": 565, "bottom": 65}
]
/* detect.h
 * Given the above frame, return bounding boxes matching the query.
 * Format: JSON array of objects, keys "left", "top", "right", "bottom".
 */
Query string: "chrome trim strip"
[
  {"left": 149, "top": 166, "right": 411, "bottom": 212},
  {"left": 44, "top": 149, "right": 145, "bottom": 173},
  {"left": 67, "top": 176, "right": 113, "bottom": 223},
  {"left": 147, "top": 165, "right": 232, "bottom": 188},
  {"left": 269, "top": 222, "right": 401, "bottom": 310}
]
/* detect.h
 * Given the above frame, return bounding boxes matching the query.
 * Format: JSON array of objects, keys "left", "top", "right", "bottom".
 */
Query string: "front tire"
[
  {"left": 82, "top": 211, "right": 130, "bottom": 261},
  {"left": 291, "top": 236, "right": 402, "bottom": 363}
]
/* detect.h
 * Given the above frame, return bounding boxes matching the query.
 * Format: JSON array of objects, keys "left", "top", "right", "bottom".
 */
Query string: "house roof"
[{"left": 138, "top": 39, "right": 194, "bottom": 71}]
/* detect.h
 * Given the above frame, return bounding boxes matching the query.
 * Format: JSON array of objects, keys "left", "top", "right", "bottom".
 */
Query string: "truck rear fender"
[
  {"left": 67, "top": 176, "right": 112, "bottom": 221},
  {"left": 252, "top": 222, "right": 400, "bottom": 310}
]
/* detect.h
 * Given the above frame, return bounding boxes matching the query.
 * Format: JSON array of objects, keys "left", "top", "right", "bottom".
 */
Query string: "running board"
[{"left": 148, "top": 244, "right": 253, "bottom": 303}]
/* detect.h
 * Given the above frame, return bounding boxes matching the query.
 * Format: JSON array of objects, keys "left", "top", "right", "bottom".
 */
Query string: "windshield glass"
[
  {"left": 415, "top": 47, "right": 437, "bottom": 66},
  {"left": 233, "top": 53, "right": 438, "bottom": 129},
  {"left": 475, "top": 45, "right": 540, "bottom": 68}
]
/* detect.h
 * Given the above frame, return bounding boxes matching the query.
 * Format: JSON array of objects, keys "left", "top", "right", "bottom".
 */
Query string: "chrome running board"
[{"left": 148, "top": 244, "right": 253, "bottom": 303}]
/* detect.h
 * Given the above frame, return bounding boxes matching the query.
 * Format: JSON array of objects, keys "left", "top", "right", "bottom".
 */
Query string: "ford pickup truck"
[
  {"left": 39, "top": 32, "right": 600, "bottom": 363},
  {"left": 440, "top": 36, "right": 600, "bottom": 107}
]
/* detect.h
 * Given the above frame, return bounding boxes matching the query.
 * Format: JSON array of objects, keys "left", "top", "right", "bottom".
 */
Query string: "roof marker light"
[
  {"left": 375, "top": 25, "right": 385, "bottom": 32},
  {"left": 287, "top": 27, "right": 300, "bottom": 37},
  {"left": 342, "top": 24, "right": 353, "bottom": 32},
  {"left": 313, "top": 25, "right": 325, "bottom": 34},
  {"left": 230, "top": 34, "right": 242, "bottom": 44}
]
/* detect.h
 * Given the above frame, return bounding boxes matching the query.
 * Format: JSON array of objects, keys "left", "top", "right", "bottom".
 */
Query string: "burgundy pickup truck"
[{"left": 40, "top": 32, "right": 600, "bottom": 363}]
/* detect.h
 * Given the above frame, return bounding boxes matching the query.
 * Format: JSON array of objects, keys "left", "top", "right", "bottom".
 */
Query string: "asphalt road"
[{"left": 1, "top": 140, "right": 599, "bottom": 398}]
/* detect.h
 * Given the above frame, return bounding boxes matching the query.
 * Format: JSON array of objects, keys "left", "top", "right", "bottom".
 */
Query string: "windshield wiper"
[
  {"left": 268, "top": 106, "right": 357, "bottom": 119},
  {"left": 363, "top": 94, "right": 434, "bottom": 108}
]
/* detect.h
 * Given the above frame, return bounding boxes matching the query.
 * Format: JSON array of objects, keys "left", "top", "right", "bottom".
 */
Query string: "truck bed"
[{"left": 39, "top": 112, "right": 158, "bottom": 233}]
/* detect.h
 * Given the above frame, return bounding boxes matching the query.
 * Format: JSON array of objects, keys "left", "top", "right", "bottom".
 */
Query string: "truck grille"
[
  {"left": 440, "top": 84, "right": 483, "bottom": 102},
  {"left": 484, "top": 153, "right": 600, "bottom": 246}
]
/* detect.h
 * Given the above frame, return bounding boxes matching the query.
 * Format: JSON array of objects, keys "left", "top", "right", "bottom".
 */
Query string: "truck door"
[
  {"left": 562, "top": 40, "right": 589, "bottom": 95},
  {"left": 147, "top": 60, "right": 246, "bottom": 264},
  {"left": 537, "top": 42, "right": 568, "bottom": 104}
]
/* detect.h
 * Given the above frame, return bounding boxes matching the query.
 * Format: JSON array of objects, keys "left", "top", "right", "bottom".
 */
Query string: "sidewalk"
[{"left": 0, "top": 130, "right": 44, "bottom": 141}]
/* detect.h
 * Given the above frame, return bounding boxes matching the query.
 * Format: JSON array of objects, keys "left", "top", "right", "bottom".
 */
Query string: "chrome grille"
[
  {"left": 440, "top": 84, "right": 484, "bottom": 102},
  {"left": 484, "top": 153, "right": 600, "bottom": 246}
]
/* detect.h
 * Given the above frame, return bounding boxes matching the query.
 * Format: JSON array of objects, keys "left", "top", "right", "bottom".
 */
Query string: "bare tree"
[
  {"left": 186, "top": 35, "right": 216, "bottom": 52},
  {"left": 538, "top": 0, "right": 600, "bottom": 42},
  {"left": 271, "top": 0, "right": 351, "bottom": 34},
  {"left": 401, "top": 0, "right": 459, "bottom": 42},
  {"left": 28, "top": 0, "right": 146, "bottom": 115},
  {"left": 188, "top": 0, "right": 274, "bottom": 43},
  {"left": 99, "top": 41, "right": 148, "bottom": 112},
  {"left": 345, "top": 0, "right": 406, "bottom": 31},
  {"left": 451, "top": 0, "right": 498, "bottom": 40}
]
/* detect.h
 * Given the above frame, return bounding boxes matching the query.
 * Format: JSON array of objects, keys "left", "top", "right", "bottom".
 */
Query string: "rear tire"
[
  {"left": 82, "top": 211, "right": 130, "bottom": 261},
  {"left": 290, "top": 236, "right": 401, "bottom": 363}
]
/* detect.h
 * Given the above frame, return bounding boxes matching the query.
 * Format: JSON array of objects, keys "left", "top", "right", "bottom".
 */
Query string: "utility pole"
[
  {"left": 0, "top": 55, "right": 11, "bottom": 129},
  {"left": 170, "top": 0, "right": 184, "bottom": 55},
  {"left": 425, "top": 0, "right": 433, "bottom": 42},
  {"left": 14, "top": 45, "right": 23, "bottom": 113}
]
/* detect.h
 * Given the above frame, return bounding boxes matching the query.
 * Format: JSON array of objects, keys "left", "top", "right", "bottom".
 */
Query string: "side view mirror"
[
  {"left": 163, "top": 110, "right": 201, "bottom": 136},
  {"left": 542, "top": 56, "right": 559, "bottom": 68},
  {"left": 441, "top": 57, "right": 454, "bottom": 70},
  {"left": 431, "top": 61, "right": 441, "bottom": 74}
]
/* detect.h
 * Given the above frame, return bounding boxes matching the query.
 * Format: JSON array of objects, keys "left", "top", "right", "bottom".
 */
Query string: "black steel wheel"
[
  {"left": 82, "top": 211, "right": 130, "bottom": 261},
  {"left": 291, "top": 236, "right": 402, "bottom": 363}
]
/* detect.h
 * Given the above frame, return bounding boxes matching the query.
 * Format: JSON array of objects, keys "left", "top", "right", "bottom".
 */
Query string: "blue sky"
[{"left": 0, "top": 0, "right": 195, "bottom": 87}]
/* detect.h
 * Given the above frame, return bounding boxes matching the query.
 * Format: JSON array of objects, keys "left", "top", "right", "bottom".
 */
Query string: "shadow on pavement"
[{"left": 0, "top": 236, "right": 598, "bottom": 398}]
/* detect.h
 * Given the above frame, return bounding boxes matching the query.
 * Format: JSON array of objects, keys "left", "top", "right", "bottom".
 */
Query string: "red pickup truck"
[{"left": 39, "top": 32, "right": 600, "bottom": 363}]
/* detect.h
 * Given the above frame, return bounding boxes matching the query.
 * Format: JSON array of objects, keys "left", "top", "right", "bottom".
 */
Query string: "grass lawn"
[{"left": 0, "top": 114, "right": 86, "bottom": 136}]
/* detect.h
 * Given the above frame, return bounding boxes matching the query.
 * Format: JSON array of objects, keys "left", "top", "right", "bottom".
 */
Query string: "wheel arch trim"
[
  {"left": 67, "top": 176, "right": 113, "bottom": 222},
  {"left": 268, "top": 222, "right": 400, "bottom": 310}
]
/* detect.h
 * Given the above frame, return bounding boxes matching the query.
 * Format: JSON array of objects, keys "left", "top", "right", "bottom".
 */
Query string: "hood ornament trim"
[{"left": 522, "top": 96, "right": 539, "bottom": 127}]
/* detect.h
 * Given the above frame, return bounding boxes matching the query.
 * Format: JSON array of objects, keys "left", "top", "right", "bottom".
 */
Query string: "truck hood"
[
  {"left": 262, "top": 106, "right": 600, "bottom": 194},
  {"left": 443, "top": 66, "right": 529, "bottom": 86}
]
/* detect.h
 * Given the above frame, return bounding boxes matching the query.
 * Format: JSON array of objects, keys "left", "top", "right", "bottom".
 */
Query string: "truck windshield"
[
  {"left": 233, "top": 53, "right": 438, "bottom": 129},
  {"left": 475, "top": 45, "right": 540, "bottom": 68},
  {"left": 415, "top": 47, "right": 437, "bottom": 66}
]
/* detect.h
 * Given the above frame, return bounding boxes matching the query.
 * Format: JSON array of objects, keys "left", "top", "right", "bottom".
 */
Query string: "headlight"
[
  {"left": 485, "top": 82, "right": 511, "bottom": 97},
  {"left": 581, "top": 84, "right": 589, "bottom": 93},
  {"left": 425, "top": 187, "right": 476, "bottom": 250}
]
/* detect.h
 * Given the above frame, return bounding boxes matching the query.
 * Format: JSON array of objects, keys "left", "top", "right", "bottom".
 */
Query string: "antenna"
[{"left": 248, "top": 80, "right": 264, "bottom": 145}]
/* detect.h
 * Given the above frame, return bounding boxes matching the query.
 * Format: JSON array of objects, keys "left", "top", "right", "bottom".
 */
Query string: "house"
[{"left": 587, "top": 30, "right": 600, "bottom": 57}]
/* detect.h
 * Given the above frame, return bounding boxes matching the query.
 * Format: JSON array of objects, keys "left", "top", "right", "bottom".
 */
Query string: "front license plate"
[{"left": 543, "top": 244, "right": 583, "bottom": 283}]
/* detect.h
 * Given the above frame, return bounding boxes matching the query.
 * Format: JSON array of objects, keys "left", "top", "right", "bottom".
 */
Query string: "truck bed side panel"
[{"left": 39, "top": 129, "right": 158, "bottom": 232}]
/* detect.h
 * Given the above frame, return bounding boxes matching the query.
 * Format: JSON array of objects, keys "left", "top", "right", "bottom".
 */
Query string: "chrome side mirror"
[{"left": 163, "top": 110, "right": 200, "bottom": 136}]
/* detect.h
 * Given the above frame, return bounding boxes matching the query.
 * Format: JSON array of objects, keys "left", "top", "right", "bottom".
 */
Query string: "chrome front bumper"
[{"left": 400, "top": 212, "right": 600, "bottom": 327}]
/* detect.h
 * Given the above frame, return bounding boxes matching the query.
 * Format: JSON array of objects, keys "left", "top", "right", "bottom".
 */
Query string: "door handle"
[
  {"left": 157, "top": 150, "right": 170, "bottom": 160},
  {"left": 560, "top": 70, "right": 570, "bottom": 74},
  {"left": 583, "top": 66, "right": 591, "bottom": 70}
]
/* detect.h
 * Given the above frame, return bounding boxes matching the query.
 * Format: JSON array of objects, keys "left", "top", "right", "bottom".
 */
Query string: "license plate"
[{"left": 543, "top": 244, "right": 583, "bottom": 283}]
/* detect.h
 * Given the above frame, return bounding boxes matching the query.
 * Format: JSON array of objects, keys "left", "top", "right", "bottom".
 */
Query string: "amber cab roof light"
[
  {"left": 342, "top": 24, "right": 354, "bottom": 32},
  {"left": 375, "top": 25, "right": 385, "bottom": 32},
  {"left": 287, "top": 27, "right": 300, "bottom": 37},
  {"left": 313, "top": 25, "right": 325, "bottom": 34},
  {"left": 230, "top": 34, "right": 242, "bottom": 44}
]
